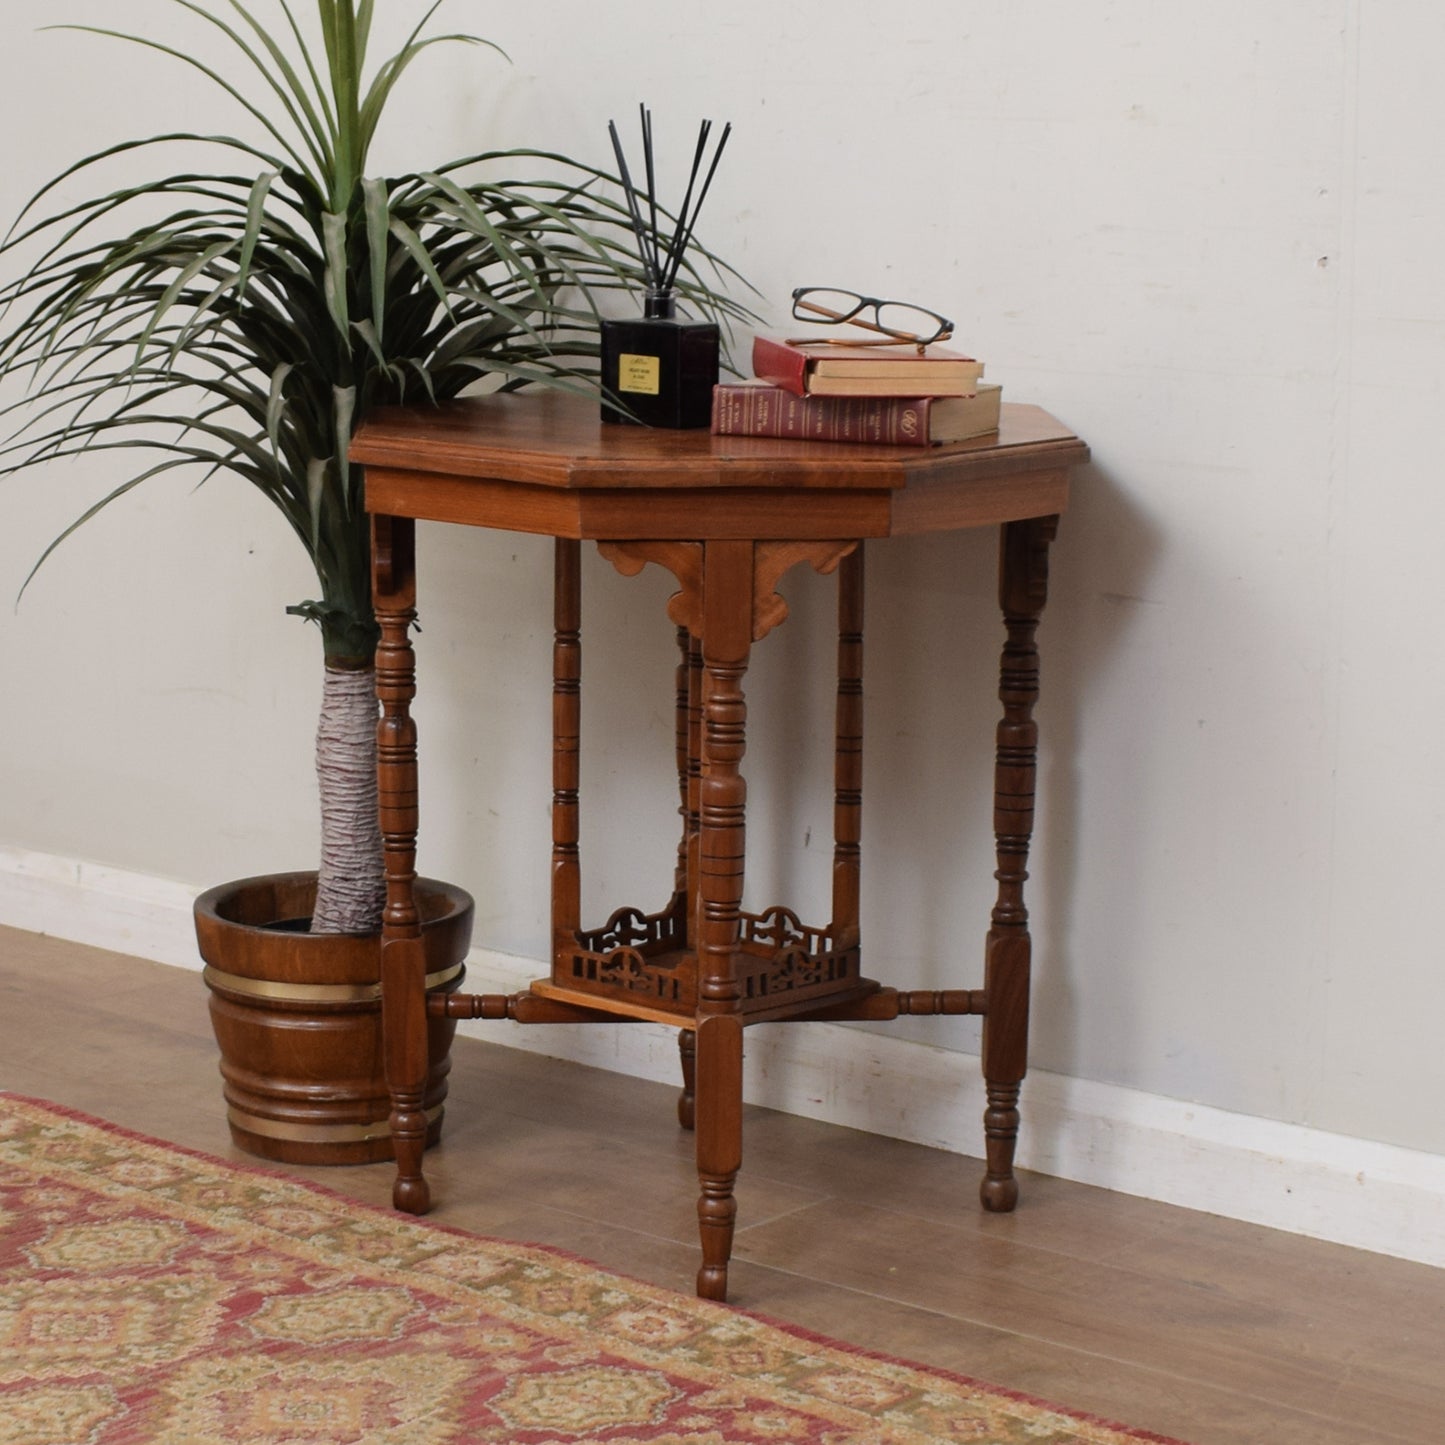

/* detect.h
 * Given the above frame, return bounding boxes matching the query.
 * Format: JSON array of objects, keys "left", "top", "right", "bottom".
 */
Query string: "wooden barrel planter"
[{"left": 194, "top": 871, "right": 472, "bottom": 1165}]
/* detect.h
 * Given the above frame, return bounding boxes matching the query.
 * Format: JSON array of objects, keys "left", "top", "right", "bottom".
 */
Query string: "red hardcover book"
[
  {"left": 751, "top": 333, "right": 985, "bottom": 398},
  {"left": 711, "top": 382, "right": 1002, "bottom": 446}
]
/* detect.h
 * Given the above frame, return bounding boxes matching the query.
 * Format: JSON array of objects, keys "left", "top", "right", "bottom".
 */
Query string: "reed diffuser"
[{"left": 600, "top": 107, "right": 731, "bottom": 428}]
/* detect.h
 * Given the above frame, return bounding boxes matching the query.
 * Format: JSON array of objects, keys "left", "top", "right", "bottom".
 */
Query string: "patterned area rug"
[{"left": 0, "top": 1094, "right": 1190, "bottom": 1444}]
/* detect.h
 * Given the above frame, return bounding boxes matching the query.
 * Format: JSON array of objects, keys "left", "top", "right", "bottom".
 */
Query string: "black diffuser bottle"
[
  {"left": 600, "top": 109, "right": 729, "bottom": 429},
  {"left": 600, "top": 290, "right": 719, "bottom": 429}
]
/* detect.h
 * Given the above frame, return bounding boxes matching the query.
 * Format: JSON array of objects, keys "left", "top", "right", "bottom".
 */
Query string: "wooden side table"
[{"left": 353, "top": 392, "right": 1087, "bottom": 1301}]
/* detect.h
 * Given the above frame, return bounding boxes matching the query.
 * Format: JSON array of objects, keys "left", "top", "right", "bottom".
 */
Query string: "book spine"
[
  {"left": 750, "top": 334, "right": 810, "bottom": 396},
  {"left": 711, "top": 385, "right": 933, "bottom": 446}
]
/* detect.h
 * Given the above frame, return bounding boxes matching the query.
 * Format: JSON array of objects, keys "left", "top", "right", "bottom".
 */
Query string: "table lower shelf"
[{"left": 528, "top": 972, "right": 885, "bottom": 1027}]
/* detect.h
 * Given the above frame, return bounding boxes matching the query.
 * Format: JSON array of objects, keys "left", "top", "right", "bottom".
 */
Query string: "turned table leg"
[
  {"left": 675, "top": 625, "right": 701, "bottom": 1132},
  {"left": 832, "top": 544, "right": 865, "bottom": 951},
  {"left": 373, "top": 514, "right": 431, "bottom": 1215},
  {"left": 552, "top": 541, "right": 582, "bottom": 962},
  {"left": 693, "top": 539, "right": 752, "bottom": 1301},
  {"left": 677, "top": 1029, "right": 697, "bottom": 1130},
  {"left": 980, "top": 515, "right": 1059, "bottom": 1212}
]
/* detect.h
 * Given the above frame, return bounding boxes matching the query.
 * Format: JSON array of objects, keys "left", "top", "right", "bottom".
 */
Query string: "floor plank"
[{"left": 1, "top": 925, "right": 1439, "bottom": 1445}]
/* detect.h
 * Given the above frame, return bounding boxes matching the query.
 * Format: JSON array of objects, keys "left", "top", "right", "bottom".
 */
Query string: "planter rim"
[
  {"left": 194, "top": 871, "right": 472, "bottom": 938},
  {"left": 193, "top": 871, "right": 475, "bottom": 986}
]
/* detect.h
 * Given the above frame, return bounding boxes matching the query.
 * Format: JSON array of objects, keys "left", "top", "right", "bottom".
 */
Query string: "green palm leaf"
[{"left": 2, "top": 1, "right": 755, "bottom": 659}]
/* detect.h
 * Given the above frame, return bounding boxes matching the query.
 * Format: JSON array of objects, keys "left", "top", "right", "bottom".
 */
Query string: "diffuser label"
[{"left": 618, "top": 353, "right": 661, "bottom": 395}]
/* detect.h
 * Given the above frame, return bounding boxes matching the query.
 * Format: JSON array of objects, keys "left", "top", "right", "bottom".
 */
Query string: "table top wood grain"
[{"left": 353, "top": 391, "right": 1087, "bottom": 540}]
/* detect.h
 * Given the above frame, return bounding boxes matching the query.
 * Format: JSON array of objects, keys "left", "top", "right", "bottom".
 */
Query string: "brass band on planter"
[
  {"left": 226, "top": 1103, "right": 444, "bottom": 1144},
  {"left": 202, "top": 962, "right": 464, "bottom": 1003}
]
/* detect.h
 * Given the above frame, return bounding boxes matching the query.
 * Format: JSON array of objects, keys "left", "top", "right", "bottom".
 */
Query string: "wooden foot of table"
[
  {"left": 694, "top": 1013, "right": 743, "bottom": 1300},
  {"left": 981, "top": 1081, "right": 1023, "bottom": 1212},
  {"left": 385, "top": 941, "right": 433, "bottom": 1217}
]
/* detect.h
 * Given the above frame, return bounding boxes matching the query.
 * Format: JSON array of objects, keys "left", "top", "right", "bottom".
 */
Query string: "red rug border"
[{"left": 1, "top": 1091, "right": 1194, "bottom": 1445}]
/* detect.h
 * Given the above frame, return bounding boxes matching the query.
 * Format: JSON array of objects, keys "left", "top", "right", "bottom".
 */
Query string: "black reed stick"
[
  {"left": 641, "top": 104, "right": 661, "bottom": 282},
  {"left": 660, "top": 121, "right": 730, "bottom": 295},
  {"left": 607, "top": 119, "right": 657, "bottom": 284},
  {"left": 607, "top": 107, "right": 731, "bottom": 300}
]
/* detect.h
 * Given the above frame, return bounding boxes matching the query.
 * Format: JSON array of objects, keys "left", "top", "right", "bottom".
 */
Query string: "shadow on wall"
[
  {"left": 415, "top": 525, "right": 694, "bottom": 957},
  {"left": 1032, "top": 454, "right": 1165, "bottom": 1098},
  {"left": 734, "top": 450, "right": 1164, "bottom": 1124}
]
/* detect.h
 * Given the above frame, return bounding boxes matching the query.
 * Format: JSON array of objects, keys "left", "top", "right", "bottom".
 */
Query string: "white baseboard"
[
  {"left": 4, "top": 844, "right": 1443, "bottom": 1269},
  {"left": 0, "top": 847, "right": 203, "bottom": 969}
]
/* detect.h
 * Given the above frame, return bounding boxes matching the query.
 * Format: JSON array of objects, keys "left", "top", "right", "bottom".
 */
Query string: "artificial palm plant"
[{"left": 0, "top": 0, "right": 747, "bottom": 933}]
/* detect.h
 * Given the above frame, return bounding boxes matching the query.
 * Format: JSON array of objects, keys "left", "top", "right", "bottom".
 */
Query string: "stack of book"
[{"left": 711, "top": 334, "right": 1001, "bottom": 447}]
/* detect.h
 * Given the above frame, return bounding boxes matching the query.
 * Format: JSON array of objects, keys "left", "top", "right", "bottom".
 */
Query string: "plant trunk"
[{"left": 311, "top": 662, "right": 386, "bottom": 934}]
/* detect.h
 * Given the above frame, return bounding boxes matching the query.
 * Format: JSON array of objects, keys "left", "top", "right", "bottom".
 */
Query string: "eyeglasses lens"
[
  {"left": 871, "top": 302, "right": 945, "bottom": 341},
  {"left": 793, "top": 288, "right": 864, "bottom": 321}
]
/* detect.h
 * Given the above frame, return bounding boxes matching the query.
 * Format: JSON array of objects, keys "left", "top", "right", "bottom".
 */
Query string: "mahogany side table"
[{"left": 352, "top": 392, "right": 1087, "bottom": 1302}]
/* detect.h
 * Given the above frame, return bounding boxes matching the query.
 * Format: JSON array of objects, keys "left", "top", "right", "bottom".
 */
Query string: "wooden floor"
[{"left": 3, "top": 925, "right": 1441, "bottom": 1445}]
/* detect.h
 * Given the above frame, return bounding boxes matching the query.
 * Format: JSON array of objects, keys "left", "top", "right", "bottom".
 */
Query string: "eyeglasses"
[{"left": 790, "top": 286, "right": 954, "bottom": 351}]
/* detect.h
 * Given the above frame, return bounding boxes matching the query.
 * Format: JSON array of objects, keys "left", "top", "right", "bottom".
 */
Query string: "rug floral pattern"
[{"left": 0, "top": 1096, "right": 1187, "bottom": 1445}]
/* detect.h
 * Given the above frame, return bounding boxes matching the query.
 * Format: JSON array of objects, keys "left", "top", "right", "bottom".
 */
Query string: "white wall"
[{"left": 3, "top": 1, "right": 1444, "bottom": 1173}]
